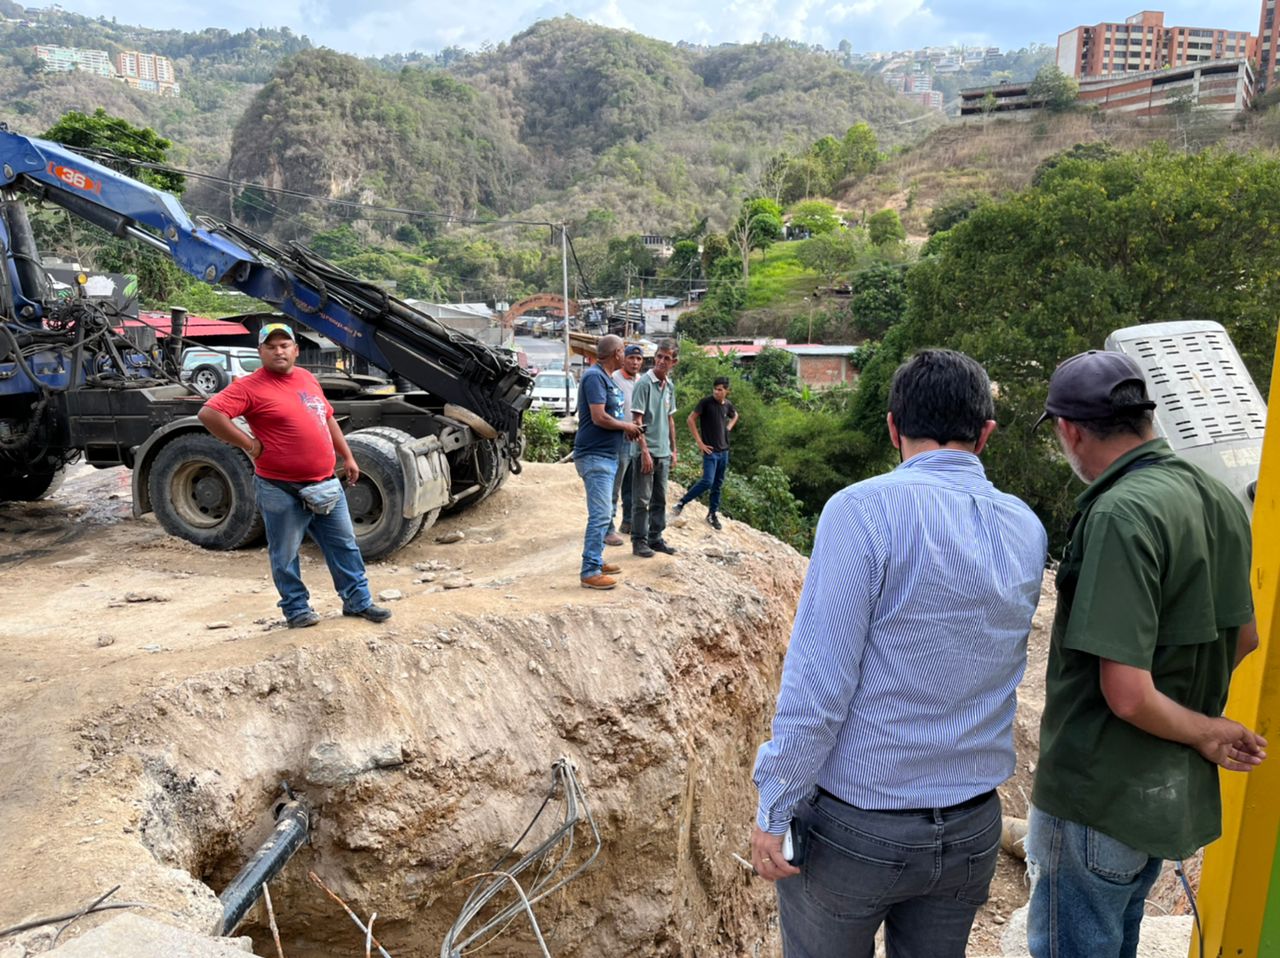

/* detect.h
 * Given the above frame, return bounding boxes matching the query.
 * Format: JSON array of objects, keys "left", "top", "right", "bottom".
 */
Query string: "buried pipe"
[{"left": 217, "top": 790, "right": 311, "bottom": 936}]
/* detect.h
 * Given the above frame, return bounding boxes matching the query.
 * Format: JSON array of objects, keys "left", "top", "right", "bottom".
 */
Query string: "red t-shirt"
[{"left": 204, "top": 366, "right": 336, "bottom": 483}]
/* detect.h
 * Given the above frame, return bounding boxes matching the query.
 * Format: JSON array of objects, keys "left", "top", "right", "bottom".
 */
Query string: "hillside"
[
  {"left": 0, "top": 5, "right": 310, "bottom": 168},
  {"left": 216, "top": 19, "right": 935, "bottom": 236}
]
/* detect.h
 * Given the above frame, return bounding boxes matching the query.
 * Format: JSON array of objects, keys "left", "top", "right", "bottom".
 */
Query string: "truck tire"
[
  {"left": 344, "top": 426, "right": 440, "bottom": 541},
  {"left": 344, "top": 431, "right": 426, "bottom": 561},
  {"left": 192, "top": 364, "right": 230, "bottom": 394},
  {"left": 148, "top": 434, "right": 264, "bottom": 549},
  {"left": 0, "top": 467, "right": 66, "bottom": 502}
]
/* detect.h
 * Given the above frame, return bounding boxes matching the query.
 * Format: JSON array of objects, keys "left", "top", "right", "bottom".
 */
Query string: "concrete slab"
[
  {"left": 999, "top": 905, "right": 1191, "bottom": 957},
  {"left": 43, "top": 912, "right": 257, "bottom": 957}
]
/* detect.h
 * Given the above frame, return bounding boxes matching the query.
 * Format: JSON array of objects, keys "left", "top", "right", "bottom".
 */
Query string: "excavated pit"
[{"left": 61, "top": 518, "right": 805, "bottom": 956}]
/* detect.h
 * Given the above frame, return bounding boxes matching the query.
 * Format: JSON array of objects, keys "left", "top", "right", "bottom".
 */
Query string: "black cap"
[{"left": 1034, "top": 350, "right": 1157, "bottom": 430}]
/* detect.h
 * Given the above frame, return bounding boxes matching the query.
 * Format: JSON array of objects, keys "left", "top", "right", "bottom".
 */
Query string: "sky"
[{"left": 49, "top": 0, "right": 1266, "bottom": 57}]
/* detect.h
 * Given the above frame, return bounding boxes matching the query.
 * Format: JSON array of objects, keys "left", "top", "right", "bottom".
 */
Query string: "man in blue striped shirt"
[{"left": 752, "top": 349, "right": 1047, "bottom": 958}]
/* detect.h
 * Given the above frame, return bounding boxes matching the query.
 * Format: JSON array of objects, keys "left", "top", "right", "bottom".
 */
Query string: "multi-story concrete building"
[
  {"left": 116, "top": 51, "right": 180, "bottom": 95},
  {"left": 33, "top": 44, "right": 114, "bottom": 76},
  {"left": 1259, "top": 0, "right": 1280, "bottom": 90},
  {"left": 1057, "top": 11, "right": 1255, "bottom": 79},
  {"left": 1078, "top": 58, "right": 1255, "bottom": 115}
]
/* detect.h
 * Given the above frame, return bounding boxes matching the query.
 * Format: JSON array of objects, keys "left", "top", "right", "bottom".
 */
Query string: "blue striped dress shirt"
[{"left": 754, "top": 449, "right": 1047, "bottom": 832}]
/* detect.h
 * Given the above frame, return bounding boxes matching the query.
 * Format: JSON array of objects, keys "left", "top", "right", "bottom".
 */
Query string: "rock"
[
  {"left": 41, "top": 913, "right": 254, "bottom": 957},
  {"left": 377, "top": 589, "right": 404, "bottom": 601},
  {"left": 435, "top": 530, "right": 465, "bottom": 544},
  {"left": 123, "top": 592, "right": 170, "bottom": 603},
  {"left": 305, "top": 739, "right": 407, "bottom": 787},
  {"left": 141, "top": 644, "right": 162, "bottom": 653},
  {"left": 96, "top": 634, "right": 115, "bottom": 648},
  {"left": 205, "top": 622, "right": 232, "bottom": 630},
  {"left": 442, "top": 577, "right": 473, "bottom": 590},
  {"left": 414, "top": 573, "right": 437, "bottom": 584}
]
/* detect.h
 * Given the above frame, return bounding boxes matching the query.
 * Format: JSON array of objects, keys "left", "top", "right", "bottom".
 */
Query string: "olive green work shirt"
[
  {"left": 1031, "top": 439, "right": 1253, "bottom": 861},
  {"left": 631, "top": 370, "right": 676, "bottom": 459}
]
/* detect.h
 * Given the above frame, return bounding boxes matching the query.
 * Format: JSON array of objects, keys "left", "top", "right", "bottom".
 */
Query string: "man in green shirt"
[
  {"left": 1027, "top": 350, "right": 1265, "bottom": 958},
  {"left": 630, "top": 339, "right": 679, "bottom": 558}
]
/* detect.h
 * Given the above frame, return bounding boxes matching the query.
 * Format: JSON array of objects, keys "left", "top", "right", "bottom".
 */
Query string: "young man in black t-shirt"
[{"left": 672, "top": 377, "right": 738, "bottom": 530}]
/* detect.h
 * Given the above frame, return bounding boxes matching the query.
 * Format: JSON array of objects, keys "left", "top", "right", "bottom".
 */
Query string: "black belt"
[{"left": 817, "top": 786, "right": 996, "bottom": 816}]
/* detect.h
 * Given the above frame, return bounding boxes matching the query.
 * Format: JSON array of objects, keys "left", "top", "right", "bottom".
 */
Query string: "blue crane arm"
[{"left": 0, "top": 128, "right": 531, "bottom": 440}]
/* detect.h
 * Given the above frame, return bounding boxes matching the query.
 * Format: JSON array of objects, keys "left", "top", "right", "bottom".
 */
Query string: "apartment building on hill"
[{"left": 1057, "top": 11, "right": 1255, "bottom": 79}]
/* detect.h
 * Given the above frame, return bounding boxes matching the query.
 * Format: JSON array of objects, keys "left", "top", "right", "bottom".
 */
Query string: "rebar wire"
[
  {"left": 50, "top": 885, "right": 120, "bottom": 946},
  {"left": 262, "top": 883, "right": 286, "bottom": 958},
  {"left": 366, "top": 911, "right": 377, "bottom": 958},
  {"left": 453, "top": 871, "right": 551, "bottom": 958},
  {"left": 440, "top": 758, "right": 601, "bottom": 958},
  {"left": 307, "top": 872, "right": 394, "bottom": 958}
]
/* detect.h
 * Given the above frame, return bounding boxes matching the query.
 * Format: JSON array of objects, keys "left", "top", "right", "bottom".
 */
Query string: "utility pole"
[{"left": 561, "top": 224, "right": 571, "bottom": 411}]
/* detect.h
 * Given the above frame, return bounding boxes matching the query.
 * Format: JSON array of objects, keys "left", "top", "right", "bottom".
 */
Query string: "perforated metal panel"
[{"left": 1105, "top": 320, "right": 1265, "bottom": 512}]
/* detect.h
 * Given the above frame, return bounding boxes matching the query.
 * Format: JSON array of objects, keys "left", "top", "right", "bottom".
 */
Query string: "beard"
[{"left": 1061, "top": 442, "right": 1093, "bottom": 483}]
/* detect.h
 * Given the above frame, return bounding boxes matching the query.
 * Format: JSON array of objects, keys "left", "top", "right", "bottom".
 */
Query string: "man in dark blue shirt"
[{"left": 574, "top": 334, "right": 642, "bottom": 589}]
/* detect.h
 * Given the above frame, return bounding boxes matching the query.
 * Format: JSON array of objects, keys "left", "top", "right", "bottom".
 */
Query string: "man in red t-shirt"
[{"left": 197, "top": 323, "right": 390, "bottom": 628}]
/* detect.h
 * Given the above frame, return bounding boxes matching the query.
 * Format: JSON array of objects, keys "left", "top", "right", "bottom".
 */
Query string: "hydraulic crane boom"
[{"left": 0, "top": 126, "right": 533, "bottom": 559}]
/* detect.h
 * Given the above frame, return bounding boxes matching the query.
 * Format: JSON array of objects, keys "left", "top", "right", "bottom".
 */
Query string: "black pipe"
[
  {"left": 217, "top": 794, "right": 310, "bottom": 936},
  {"left": 3, "top": 199, "right": 48, "bottom": 305}
]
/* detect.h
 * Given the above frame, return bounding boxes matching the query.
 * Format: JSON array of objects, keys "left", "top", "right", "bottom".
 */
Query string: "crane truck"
[{"left": 0, "top": 126, "right": 533, "bottom": 559}]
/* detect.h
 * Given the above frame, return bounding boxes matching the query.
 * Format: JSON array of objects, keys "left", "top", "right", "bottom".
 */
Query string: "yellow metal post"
[{"left": 1196, "top": 334, "right": 1280, "bottom": 958}]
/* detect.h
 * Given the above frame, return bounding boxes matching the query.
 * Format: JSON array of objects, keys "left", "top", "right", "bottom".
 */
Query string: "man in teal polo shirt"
[
  {"left": 630, "top": 338, "right": 679, "bottom": 558},
  {"left": 1027, "top": 350, "right": 1265, "bottom": 958}
]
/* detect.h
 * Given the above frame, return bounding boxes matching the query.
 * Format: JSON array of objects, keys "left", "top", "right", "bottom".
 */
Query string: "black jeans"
[
  {"left": 777, "top": 788, "right": 1002, "bottom": 958},
  {"left": 630, "top": 454, "right": 669, "bottom": 545}
]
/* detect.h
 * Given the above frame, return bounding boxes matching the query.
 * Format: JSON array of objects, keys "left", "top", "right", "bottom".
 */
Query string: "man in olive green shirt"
[{"left": 1027, "top": 350, "right": 1265, "bottom": 958}]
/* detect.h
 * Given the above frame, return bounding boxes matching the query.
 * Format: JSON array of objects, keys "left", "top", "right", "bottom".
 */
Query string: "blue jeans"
[
  {"left": 254, "top": 477, "right": 373, "bottom": 621},
  {"left": 777, "top": 788, "right": 1002, "bottom": 958},
  {"left": 609, "top": 442, "right": 636, "bottom": 533},
  {"left": 631, "top": 455, "right": 669, "bottom": 545},
  {"left": 680, "top": 450, "right": 729, "bottom": 515},
  {"left": 576, "top": 454, "right": 617, "bottom": 578},
  {"left": 1026, "top": 806, "right": 1163, "bottom": 958}
]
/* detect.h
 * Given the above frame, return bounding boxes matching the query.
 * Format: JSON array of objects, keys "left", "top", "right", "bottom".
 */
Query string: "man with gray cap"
[
  {"left": 198, "top": 322, "right": 391, "bottom": 628},
  {"left": 574, "top": 334, "right": 643, "bottom": 589},
  {"left": 1026, "top": 349, "right": 1264, "bottom": 958}
]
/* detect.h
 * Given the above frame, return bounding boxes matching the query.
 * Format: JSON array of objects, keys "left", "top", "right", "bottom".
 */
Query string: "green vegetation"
[{"left": 521, "top": 409, "right": 566, "bottom": 463}]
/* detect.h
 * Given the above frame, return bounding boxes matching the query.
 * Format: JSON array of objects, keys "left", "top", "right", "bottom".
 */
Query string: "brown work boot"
[
  {"left": 580, "top": 573, "right": 617, "bottom": 590},
  {"left": 601, "top": 563, "right": 622, "bottom": 575}
]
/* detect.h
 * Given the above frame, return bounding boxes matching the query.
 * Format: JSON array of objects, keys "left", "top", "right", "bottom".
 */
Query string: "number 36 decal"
[{"left": 47, "top": 162, "right": 101, "bottom": 194}]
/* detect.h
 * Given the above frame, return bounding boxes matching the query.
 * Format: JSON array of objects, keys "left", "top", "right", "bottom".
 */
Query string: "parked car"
[
  {"left": 529, "top": 371, "right": 578, "bottom": 414},
  {"left": 179, "top": 346, "right": 262, "bottom": 393}
]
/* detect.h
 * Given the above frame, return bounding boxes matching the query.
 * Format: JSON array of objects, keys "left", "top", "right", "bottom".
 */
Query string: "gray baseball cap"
[{"left": 1034, "top": 350, "right": 1157, "bottom": 430}]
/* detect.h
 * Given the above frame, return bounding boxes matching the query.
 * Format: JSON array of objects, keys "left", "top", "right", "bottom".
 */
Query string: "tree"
[
  {"left": 730, "top": 198, "right": 783, "bottom": 282},
  {"left": 925, "top": 192, "right": 986, "bottom": 235},
  {"left": 849, "top": 264, "right": 908, "bottom": 338},
  {"left": 44, "top": 110, "right": 185, "bottom": 195},
  {"left": 840, "top": 122, "right": 879, "bottom": 179},
  {"left": 878, "top": 145, "right": 1280, "bottom": 545},
  {"left": 980, "top": 92, "right": 999, "bottom": 118},
  {"left": 1028, "top": 65, "right": 1079, "bottom": 112},
  {"left": 750, "top": 346, "right": 799, "bottom": 401},
  {"left": 795, "top": 230, "right": 867, "bottom": 282},
  {"left": 701, "top": 233, "right": 731, "bottom": 273},
  {"left": 788, "top": 200, "right": 841, "bottom": 236},
  {"left": 867, "top": 209, "right": 906, "bottom": 247}
]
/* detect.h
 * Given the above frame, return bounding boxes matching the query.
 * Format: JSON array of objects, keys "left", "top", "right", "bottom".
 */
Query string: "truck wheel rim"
[{"left": 170, "top": 461, "right": 231, "bottom": 528}]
